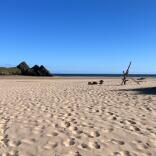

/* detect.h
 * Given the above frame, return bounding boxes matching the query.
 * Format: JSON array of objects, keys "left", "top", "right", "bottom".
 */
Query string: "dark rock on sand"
[
  {"left": 99, "top": 80, "right": 104, "bottom": 84},
  {"left": 88, "top": 81, "right": 98, "bottom": 85}
]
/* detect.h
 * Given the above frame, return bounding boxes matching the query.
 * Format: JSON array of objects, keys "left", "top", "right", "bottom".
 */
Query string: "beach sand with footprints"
[{"left": 0, "top": 77, "right": 156, "bottom": 156}]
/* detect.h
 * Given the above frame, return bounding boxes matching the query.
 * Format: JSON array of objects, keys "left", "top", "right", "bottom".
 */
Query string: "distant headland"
[{"left": 0, "top": 61, "right": 52, "bottom": 76}]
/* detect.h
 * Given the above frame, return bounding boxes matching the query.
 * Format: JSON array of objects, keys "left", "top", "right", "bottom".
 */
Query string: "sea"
[{"left": 54, "top": 74, "right": 156, "bottom": 77}]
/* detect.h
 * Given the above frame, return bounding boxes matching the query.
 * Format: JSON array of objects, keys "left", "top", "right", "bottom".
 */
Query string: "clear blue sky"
[{"left": 0, "top": 0, "right": 156, "bottom": 74}]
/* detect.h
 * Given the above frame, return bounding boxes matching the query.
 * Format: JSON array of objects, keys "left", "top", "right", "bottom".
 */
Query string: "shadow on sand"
[{"left": 120, "top": 87, "right": 156, "bottom": 95}]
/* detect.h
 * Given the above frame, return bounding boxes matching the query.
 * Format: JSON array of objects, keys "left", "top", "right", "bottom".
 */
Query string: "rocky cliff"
[{"left": 0, "top": 62, "right": 52, "bottom": 76}]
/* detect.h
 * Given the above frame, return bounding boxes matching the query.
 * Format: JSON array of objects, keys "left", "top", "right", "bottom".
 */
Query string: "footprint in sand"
[
  {"left": 129, "top": 126, "right": 141, "bottom": 132},
  {"left": 81, "top": 143, "right": 88, "bottom": 149},
  {"left": 8, "top": 150, "right": 18, "bottom": 156},
  {"left": 75, "top": 129, "right": 83, "bottom": 135},
  {"left": 127, "top": 120, "right": 136, "bottom": 125},
  {"left": 8, "top": 140, "right": 21, "bottom": 148},
  {"left": 67, "top": 113, "right": 72, "bottom": 116},
  {"left": 44, "top": 142, "right": 58, "bottom": 150},
  {"left": 75, "top": 135, "right": 81, "bottom": 139},
  {"left": 90, "top": 131, "right": 100, "bottom": 137},
  {"left": 85, "top": 133, "right": 94, "bottom": 138},
  {"left": 89, "top": 141, "right": 101, "bottom": 149},
  {"left": 112, "top": 151, "right": 123, "bottom": 156},
  {"left": 69, "top": 125, "right": 78, "bottom": 131},
  {"left": 112, "top": 151, "right": 135, "bottom": 156},
  {"left": 61, "top": 121, "right": 71, "bottom": 128},
  {"left": 64, "top": 138, "right": 76, "bottom": 147},
  {"left": 112, "top": 151, "right": 137, "bottom": 156},
  {"left": 52, "top": 131, "right": 59, "bottom": 136},
  {"left": 65, "top": 151, "right": 81, "bottom": 156},
  {"left": 148, "top": 139, "right": 156, "bottom": 148},
  {"left": 123, "top": 151, "right": 133, "bottom": 156},
  {"left": 0, "top": 122, "right": 4, "bottom": 146},
  {"left": 111, "top": 116, "right": 117, "bottom": 120},
  {"left": 111, "top": 139, "right": 125, "bottom": 145},
  {"left": 21, "top": 138, "right": 36, "bottom": 145}
]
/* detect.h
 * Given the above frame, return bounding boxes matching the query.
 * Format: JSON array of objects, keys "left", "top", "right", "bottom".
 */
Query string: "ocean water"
[{"left": 54, "top": 74, "right": 156, "bottom": 77}]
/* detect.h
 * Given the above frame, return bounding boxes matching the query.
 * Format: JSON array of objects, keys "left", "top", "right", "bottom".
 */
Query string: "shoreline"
[
  {"left": 0, "top": 75, "right": 122, "bottom": 80},
  {"left": 0, "top": 75, "right": 156, "bottom": 80}
]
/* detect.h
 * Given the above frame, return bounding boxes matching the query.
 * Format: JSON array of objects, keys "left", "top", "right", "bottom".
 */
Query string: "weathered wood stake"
[{"left": 121, "top": 62, "right": 131, "bottom": 85}]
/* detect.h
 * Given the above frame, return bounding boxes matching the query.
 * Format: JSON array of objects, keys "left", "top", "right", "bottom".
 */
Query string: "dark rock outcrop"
[
  {"left": 0, "top": 61, "right": 53, "bottom": 76},
  {"left": 39, "top": 65, "right": 51, "bottom": 76},
  {"left": 31, "top": 65, "right": 41, "bottom": 76},
  {"left": 29, "top": 65, "right": 51, "bottom": 76},
  {"left": 17, "top": 61, "right": 30, "bottom": 74}
]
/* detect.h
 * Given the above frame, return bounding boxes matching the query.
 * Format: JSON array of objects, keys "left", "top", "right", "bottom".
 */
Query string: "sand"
[{"left": 0, "top": 77, "right": 156, "bottom": 156}]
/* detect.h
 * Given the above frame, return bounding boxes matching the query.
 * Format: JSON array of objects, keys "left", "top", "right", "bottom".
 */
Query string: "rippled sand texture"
[{"left": 0, "top": 78, "right": 156, "bottom": 156}]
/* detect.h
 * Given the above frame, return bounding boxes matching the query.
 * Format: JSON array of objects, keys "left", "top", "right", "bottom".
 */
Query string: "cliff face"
[
  {"left": 0, "top": 62, "right": 52, "bottom": 76},
  {"left": 17, "top": 61, "right": 30, "bottom": 74}
]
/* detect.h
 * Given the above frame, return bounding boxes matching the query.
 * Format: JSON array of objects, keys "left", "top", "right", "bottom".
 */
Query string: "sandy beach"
[{"left": 0, "top": 77, "right": 156, "bottom": 156}]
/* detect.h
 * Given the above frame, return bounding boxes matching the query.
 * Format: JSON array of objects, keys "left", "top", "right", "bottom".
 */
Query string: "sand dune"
[{"left": 0, "top": 78, "right": 156, "bottom": 156}]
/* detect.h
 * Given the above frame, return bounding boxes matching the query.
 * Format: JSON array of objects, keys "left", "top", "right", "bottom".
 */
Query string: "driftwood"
[
  {"left": 121, "top": 62, "right": 131, "bottom": 85},
  {"left": 137, "top": 77, "right": 146, "bottom": 81},
  {"left": 121, "top": 62, "right": 140, "bottom": 85}
]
